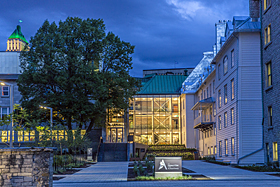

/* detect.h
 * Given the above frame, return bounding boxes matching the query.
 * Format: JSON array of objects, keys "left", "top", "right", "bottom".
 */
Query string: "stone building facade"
[{"left": 261, "top": 0, "right": 280, "bottom": 164}]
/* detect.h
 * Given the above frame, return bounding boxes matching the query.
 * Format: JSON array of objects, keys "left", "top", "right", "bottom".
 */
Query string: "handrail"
[{"left": 95, "top": 136, "right": 102, "bottom": 162}]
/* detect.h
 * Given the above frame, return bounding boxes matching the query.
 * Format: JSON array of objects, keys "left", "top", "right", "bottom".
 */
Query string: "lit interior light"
[{"left": 0, "top": 82, "right": 5, "bottom": 86}]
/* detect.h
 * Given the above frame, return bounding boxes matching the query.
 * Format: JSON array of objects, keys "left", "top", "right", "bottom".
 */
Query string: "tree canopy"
[{"left": 18, "top": 17, "right": 140, "bottom": 133}]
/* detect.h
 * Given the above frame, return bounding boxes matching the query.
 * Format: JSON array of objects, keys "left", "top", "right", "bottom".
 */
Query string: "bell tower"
[{"left": 6, "top": 25, "right": 28, "bottom": 51}]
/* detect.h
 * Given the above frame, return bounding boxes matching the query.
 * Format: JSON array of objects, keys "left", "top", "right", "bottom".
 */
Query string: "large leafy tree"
[{"left": 18, "top": 17, "right": 139, "bottom": 133}]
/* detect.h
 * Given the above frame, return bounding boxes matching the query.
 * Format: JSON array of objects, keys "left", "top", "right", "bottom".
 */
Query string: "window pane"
[
  {"left": 223, "top": 56, "right": 228, "bottom": 74},
  {"left": 231, "top": 50, "right": 234, "bottom": 67},
  {"left": 231, "top": 137, "right": 235, "bottom": 155},
  {"left": 224, "top": 85, "right": 227, "bottom": 104}
]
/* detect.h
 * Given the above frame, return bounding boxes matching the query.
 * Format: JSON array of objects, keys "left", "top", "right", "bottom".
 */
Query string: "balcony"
[
  {"left": 194, "top": 114, "right": 214, "bottom": 131},
  {"left": 191, "top": 97, "right": 215, "bottom": 111}
]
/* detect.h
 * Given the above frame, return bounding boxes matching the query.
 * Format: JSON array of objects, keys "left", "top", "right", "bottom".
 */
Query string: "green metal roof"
[
  {"left": 8, "top": 25, "right": 28, "bottom": 44},
  {"left": 138, "top": 75, "right": 187, "bottom": 95}
]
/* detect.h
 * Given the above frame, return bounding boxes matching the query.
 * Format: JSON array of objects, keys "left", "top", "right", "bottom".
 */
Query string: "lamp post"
[
  {"left": 0, "top": 82, "right": 14, "bottom": 148},
  {"left": 40, "top": 105, "right": 53, "bottom": 145}
]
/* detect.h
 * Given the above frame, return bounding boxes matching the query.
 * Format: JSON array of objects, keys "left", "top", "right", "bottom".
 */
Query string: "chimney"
[{"left": 249, "top": 0, "right": 260, "bottom": 22}]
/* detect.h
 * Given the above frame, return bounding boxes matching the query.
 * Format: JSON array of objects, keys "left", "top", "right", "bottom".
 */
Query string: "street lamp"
[
  {"left": 39, "top": 105, "right": 53, "bottom": 144},
  {"left": 0, "top": 81, "right": 14, "bottom": 148}
]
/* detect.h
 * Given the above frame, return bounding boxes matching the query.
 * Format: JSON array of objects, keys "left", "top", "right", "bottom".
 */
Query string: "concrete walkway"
[
  {"left": 54, "top": 162, "right": 128, "bottom": 184},
  {"left": 183, "top": 160, "right": 280, "bottom": 181},
  {"left": 54, "top": 160, "right": 280, "bottom": 187}
]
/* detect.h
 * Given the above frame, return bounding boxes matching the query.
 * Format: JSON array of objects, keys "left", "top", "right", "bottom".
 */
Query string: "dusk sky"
[{"left": 0, "top": 0, "right": 249, "bottom": 77}]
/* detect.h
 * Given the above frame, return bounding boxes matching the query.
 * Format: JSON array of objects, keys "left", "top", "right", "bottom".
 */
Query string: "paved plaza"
[{"left": 54, "top": 160, "right": 280, "bottom": 187}]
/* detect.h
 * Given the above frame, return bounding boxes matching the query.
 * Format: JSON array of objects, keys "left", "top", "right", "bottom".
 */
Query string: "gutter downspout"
[{"left": 238, "top": 3, "right": 264, "bottom": 164}]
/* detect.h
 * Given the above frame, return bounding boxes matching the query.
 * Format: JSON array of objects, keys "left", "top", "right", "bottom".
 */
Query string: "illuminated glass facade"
[{"left": 129, "top": 95, "right": 181, "bottom": 145}]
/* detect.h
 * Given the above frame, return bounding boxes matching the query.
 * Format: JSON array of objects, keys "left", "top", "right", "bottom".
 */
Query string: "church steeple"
[{"left": 6, "top": 25, "right": 28, "bottom": 51}]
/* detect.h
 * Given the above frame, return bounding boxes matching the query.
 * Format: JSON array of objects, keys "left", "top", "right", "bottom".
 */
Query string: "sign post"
[{"left": 155, "top": 157, "right": 182, "bottom": 178}]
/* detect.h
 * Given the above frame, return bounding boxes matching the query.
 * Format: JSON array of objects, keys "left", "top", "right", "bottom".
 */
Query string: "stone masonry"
[
  {"left": 261, "top": 0, "right": 280, "bottom": 164},
  {"left": 0, "top": 147, "right": 53, "bottom": 187}
]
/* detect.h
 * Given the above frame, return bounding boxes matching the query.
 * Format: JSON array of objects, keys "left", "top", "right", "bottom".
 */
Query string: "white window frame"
[
  {"left": 225, "top": 139, "right": 228, "bottom": 156},
  {"left": 231, "top": 137, "right": 235, "bottom": 156},
  {"left": 219, "top": 141, "right": 222, "bottom": 157},
  {"left": 224, "top": 84, "right": 228, "bottom": 104},
  {"left": 218, "top": 115, "right": 222, "bottom": 130},
  {"left": 231, "top": 108, "right": 234, "bottom": 125},
  {"left": 223, "top": 56, "right": 228, "bottom": 74},
  {"left": 1, "top": 86, "right": 9, "bottom": 96},
  {"left": 231, "top": 49, "right": 235, "bottom": 68},
  {"left": 231, "top": 79, "right": 235, "bottom": 100},
  {"left": 224, "top": 112, "right": 228, "bottom": 128}
]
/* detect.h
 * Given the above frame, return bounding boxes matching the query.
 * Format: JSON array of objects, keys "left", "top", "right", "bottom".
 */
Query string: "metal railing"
[{"left": 194, "top": 114, "right": 214, "bottom": 126}]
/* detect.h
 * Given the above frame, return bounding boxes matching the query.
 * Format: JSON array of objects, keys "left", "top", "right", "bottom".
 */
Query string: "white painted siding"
[{"left": 215, "top": 32, "right": 263, "bottom": 164}]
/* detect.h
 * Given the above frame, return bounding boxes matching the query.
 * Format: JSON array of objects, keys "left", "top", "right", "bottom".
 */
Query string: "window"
[
  {"left": 225, "top": 139, "right": 228, "bottom": 156},
  {"left": 214, "top": 123, "right": 216, "bottom": 135},
  {"left": 224, "top": 112, "right": 228, "bottom": 127},
  {"left": 218, "top": 115, "right": 222, "bottom": 130},
  {"left": 214, "top": 146, "right": 217, "bottom": 154},
  {"left": 1, "top": 107, "right": 9, "bottom": 120},
  {"left": 231, "top": 79, "right": 235, "bottom": 100},
  {"left": 201, "top": 92, "right": 203, "bottom": 100},
  {"left": 224, "top": 84, "right": 227, "bottom": 104},
  {"left": 218, "top": 64, "right": 221, "bottom": 80},
  {"left": 213, "top": 103, "right": 216, "bottom": 116},
  {"left": 266, "top": 143, "right": 270, "bottom": 163},
  {"left": 211, "top": 146, "right": 213, "bottom": 155},
  {"left": 264, "top": 0, "right": 271, "bottom": 10},
  {"left": 268, "top": 106, "right": 272, "bottom": 126},
  {"left": 218, "top": 90, "right": 221, "bottom": 108},
  {"left": 213, "top": 80, "right": 215, "bottom": 93},
  {"left": 223, "top": 56, "right": 228, "bottom": 74},
  {"left": 231, "top": 108, "right": 234, "bottom": 125},
  {"left": 219, "top": 141, "right": 222, "bottom": 157},
  {"left": 273, "top": 142, "right": 278, "bottom": 161},
  {"left": 208, "top": 147, "right": 210, "bottom": 155},
  {"left": 231, "top": 49, "right": 234, "bottom": 67},
  {"left": 209, "top": 84, "right": 212, "bottom": 97},
  {"left": 204, "top": 90, "right": 206, "bottom": 99},
  {"left": 231, "top": 137, "right": 235, "bottom": 155},
  {"left": 207, "top": 87, "right": 209, "bottom": 98},
  {"left": 266, "top": 62, "right": 272, "bottom": 87},
  {"left": 1, "top": 86, "right": 9, "bottom": 96},
  {"left": 264, "top": 24, "right": 271, "bottom": 45}
]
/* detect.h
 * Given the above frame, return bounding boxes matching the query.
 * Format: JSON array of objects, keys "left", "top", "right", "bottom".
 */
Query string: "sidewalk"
[
  {"left": 183, "top": 160, "right": 280, "bottom": 181},
  {"left": 53, "top": 160, "right": 280, "bottom": 187},
  {"left": 54, "top": 162, "right": 128, "bottom": 184}
]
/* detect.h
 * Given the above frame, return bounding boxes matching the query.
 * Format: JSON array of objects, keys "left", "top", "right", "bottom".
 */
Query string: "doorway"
[{"left": 109, "top": 127, "right": 123, "bottom": 143}]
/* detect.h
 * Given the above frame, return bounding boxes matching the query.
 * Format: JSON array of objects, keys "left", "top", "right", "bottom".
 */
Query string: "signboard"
[
  {"left": 155, "top": 157, "right": 182, "bottom": 178},
  {"left": 87, "top": 148, "right": 93, "bottom": 161}
]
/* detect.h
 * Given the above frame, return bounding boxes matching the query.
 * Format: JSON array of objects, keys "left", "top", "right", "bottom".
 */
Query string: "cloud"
[{"left": 166, "top": 0, "right": 206, "bottom": 20}]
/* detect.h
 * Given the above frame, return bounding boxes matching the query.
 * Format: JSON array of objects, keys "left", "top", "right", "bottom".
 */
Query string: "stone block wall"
[
  {"left": 261, "top": 0, "right": 280, "bottom": 164},
  {"left": 0, "top": 147, "right": 53, "bottom": 187}
]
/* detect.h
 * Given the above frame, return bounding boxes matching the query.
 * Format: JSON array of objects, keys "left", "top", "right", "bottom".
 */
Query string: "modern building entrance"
[{"left": 108, "top": 127, "right": 123, "bottom": 143}]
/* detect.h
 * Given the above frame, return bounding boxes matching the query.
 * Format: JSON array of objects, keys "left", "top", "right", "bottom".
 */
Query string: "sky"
[{"left": 0, "top": 0, "right": 249, "bottom": 77}]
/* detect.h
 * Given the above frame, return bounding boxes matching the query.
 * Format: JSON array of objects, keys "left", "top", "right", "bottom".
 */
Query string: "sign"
[
  {"left": 87, "top": 148, "right": 93, "bottom": 161},
  {"left": 155, "top": 157, "right": 182, "bottom": 178}
]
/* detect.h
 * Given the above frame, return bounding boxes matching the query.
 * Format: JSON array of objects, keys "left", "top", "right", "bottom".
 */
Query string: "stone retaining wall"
[{"left": 0, "top": 147, "right": 53, "bottom": 187}]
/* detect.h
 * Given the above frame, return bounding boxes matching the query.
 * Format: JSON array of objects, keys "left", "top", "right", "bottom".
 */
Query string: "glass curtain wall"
[{"left": 129, "top": 95, "right": 181, "bottom": 145}]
